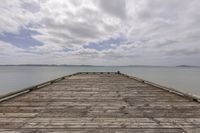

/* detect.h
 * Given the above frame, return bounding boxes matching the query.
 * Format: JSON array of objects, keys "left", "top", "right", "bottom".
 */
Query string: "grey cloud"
[
  {"left": 72, "top": 49, "right": 99, "bottom": 58},
  {"left": 165, "top": 49, "right": 200, "bottom": 56},
  {"left": 137, "top": 0, "right": 190, "bottom": 21},
  {"left": 46, "top": 21, "right": 101, "bottom": 39},
  {"left": 67, "top": 22, "right": 102, "bottom": 39},
  {"left": 46, "top": 31, "right": 85, "bottom": 45},
  {"left": 39, "top": 10, "right": 110, "bottom": 40},
  {"left": 1, "top": 0, "right": 200, "bottom": 65},
  {"left": 98, "top": 0, "right": 126, "bottom": 19},
  {"left": 102, "top": 50, "right": 140, "bottom": 59},
  {"left": 32, "top": 2, "right": 122, "bottom": 52},
  {"left": 0, "top": 40, "right": 25, "bottom": 55},
  {"left": 21, "top": 1, "right": 40, "bottom": 13},
  {"left": 153, "top": 39, "right": 177, "bottom": 48}
]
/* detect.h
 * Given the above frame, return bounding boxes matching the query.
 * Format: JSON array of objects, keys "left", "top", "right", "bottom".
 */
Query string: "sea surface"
[{"left": 0, "top": 66, "right": 200, "bottom": 97}]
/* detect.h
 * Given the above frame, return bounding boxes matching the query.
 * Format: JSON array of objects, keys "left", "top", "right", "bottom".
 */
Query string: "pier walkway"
[{"left": 0, "top": 72, "right": 200, "bottom": 133}]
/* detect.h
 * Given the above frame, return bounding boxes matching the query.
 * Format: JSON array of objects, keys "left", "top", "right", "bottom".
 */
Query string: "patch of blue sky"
[
  {"left": 84, "top": 35, "right": 127, "bottom": 51},
  {"left": 63, "top": 48, "right": 72, "bottom": 52},
  {"left": 0, "top": 28, "right": 43, "bottom": 49}
]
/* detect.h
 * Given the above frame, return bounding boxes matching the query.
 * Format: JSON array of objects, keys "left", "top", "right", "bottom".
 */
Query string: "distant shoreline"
[{"left": 0, "top": 64, "right": 199, "bottom": 67}]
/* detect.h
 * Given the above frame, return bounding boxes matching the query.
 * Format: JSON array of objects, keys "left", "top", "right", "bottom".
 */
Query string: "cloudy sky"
[{"left": 0, "top": 0, "right": 200, "bottom": 66}]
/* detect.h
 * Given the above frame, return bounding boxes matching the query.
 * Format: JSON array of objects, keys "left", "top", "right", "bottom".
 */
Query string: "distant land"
[
  {"left": 176, "top": 65, "right": 200, "bottom": 68},
  {"left": 0, "top": 64, "right": 95, "bottom": 67},
  {"left": 0, "top": 64, "right": 199, "bottom": 67}
]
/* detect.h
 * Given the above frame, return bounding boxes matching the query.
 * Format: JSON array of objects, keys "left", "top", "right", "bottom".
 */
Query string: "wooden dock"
[{"left": 0, "top": 72, "right": 200, "bottom": 133}]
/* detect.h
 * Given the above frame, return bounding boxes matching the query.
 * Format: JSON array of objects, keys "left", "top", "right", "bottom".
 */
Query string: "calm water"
[{"left": 0, "top": 66, "right": 200, "bottom": 97}]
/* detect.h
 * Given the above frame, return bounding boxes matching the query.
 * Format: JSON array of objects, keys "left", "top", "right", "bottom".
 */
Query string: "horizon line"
[{"left": 0, "top": 64, "right": 199, "bottom": 67}]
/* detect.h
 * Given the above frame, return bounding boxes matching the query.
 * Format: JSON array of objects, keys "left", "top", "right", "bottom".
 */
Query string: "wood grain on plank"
[{"left": 0, "top": 72, "right": 199, "bottom": 133}]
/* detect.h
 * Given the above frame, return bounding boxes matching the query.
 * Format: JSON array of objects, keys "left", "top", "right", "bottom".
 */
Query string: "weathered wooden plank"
[
  {"left": 0, "top": 128, "right": 186, "bottom": 133},
  {"left": 0, "top": 72, "right": 199, "bottom": 132}
]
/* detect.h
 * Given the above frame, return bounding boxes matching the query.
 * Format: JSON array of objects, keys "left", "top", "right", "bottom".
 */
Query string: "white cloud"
[
  {"left": 0, "top": 0, "right": 36, "bottom": 34},
  {"left": 0, "top": 41, "right": 24, "bottom": 55},
  {"left": 0, "top": 0, "right": 200, "bottom": 65},
  {"left": 29, "top": 0, "right": 125, "bottom": 58}
]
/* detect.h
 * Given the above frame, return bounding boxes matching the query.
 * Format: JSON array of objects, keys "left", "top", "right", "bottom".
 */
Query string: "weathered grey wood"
[{"left": 0, "top": 72, "right": 199, "bottom": 133}]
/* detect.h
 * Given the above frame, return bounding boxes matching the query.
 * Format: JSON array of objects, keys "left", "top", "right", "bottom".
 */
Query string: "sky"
[{"left": 0, "top": 0, "right": 200, "bottom": 66}]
